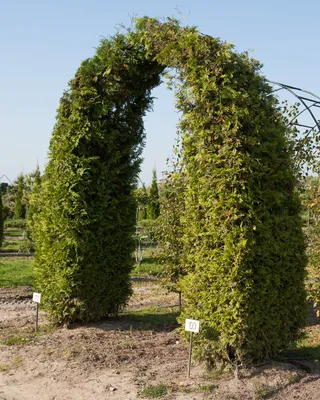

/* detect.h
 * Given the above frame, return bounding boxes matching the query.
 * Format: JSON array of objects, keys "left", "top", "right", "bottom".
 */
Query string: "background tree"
[
  {"left": 134, "top": 184, "right": 148, "bottom": 221},
  {"left": 13, "top": 174, "right": 27, "bottom": 220},
  {"left": 0, "top": 182, "right": 9, "bottom": 196},
  {"left": 157, "top": 158, "right": 186, "bottom": 310},
  {"left": 26, "top": 164, "right": 42, "bottom": 248},
  {"left": 34, "top": 33, "right": 164, "bottom": 324},
  {"left": 0, "top": 186, "right": 4, "bottom": 248},
  {"left": 136, "top": 17, "right": 306, "bottom": 366},
  {"left": 2, "top": 185, "right": 15, "bottom": 220},
  {"left": 147, "top": 169, "right": 160, "bottom": 219}
]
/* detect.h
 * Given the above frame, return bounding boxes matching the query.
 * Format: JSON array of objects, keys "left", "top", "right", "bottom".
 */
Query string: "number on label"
[{"left": 185, "top": 319, "right": 200, "bottom": 333}]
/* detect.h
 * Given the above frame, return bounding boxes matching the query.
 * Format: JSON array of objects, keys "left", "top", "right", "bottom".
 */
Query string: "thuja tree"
[
  {"left": 157, "top": 138, "right": 187, "bottom": 296},
  {"left": 157, "top": 164, "right": 187, "bottom": 312},
  {"left": 134, "top": 184, "right": 148, "bottom": 221},
  {"left": 34, "top": 33, "right": 163, "bottom": 324},
  {"left": 14, "top": 174, "right": 26, "bottom": 220},
  {"left": 0, "top": 186, "right": 3, "bottom": 248},
  {"left": 26, "top": 165, "right": 42, "bottom": 247},
  {"left": 135, "top": 17, "right": 306, "bottom": 365},
  {"left": 303, "top": 177, "right": 320, "bottom": 301},
  {"left": 36, "top": 17, "right": 306, "bottom": 365},
  {"left": 147, "top": 169, "right": 160, "bottom": 219}
]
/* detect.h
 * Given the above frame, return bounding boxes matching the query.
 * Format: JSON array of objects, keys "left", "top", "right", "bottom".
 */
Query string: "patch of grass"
[
  {"left": 254, "top": 384, "right": 273, "bottom": 400},
  {"left": 3, "top": 230, "right": 25, "bottom": 237},
  {"left": 3, "top": 335, "right": 36, "bottom": 346},
  {"left": 199, "top": 384, "right": 218, "bottom": 392},
  {"left": 125, "top": 305, "right": 179, "bottom": 329},
  {"left": 0, "top": 240, "right": 21, "bottom": 252},
  {"left": 0, "top": 258, "right": 34, "bottom": 287},
  {"left": 4, "top": 219, "right": 26, "bottom": 229},
  {"left": 179, "top": 387, "right": 192, "bottom": 394},
  {"left": 287, "top": 373, "right": 303, "bottom": 384},
  {"left": 0, "top": 364, "right": 10, "bottom": 373},
  {"left": 282, "top": 326, "right": 320, "bottom": 360},
  {"left": 131, "top": 247, "right": 163, "bottom": 277},
  {"left": 139, "top": 383, "right": 168, "bottom": 398}
]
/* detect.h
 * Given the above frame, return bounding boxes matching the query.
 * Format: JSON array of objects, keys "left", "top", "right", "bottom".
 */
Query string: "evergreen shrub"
[{"left": 35, "top": 17, "right": 306, "bottom": 367}]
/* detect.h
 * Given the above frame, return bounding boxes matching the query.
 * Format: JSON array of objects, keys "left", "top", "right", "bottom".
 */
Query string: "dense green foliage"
[
  {"left": 35, "top": 17, "right": 306, "bottom": 365},
  {"left": 34, "top": 33, "right": 163, "bottom": 324},
  {"left": 135, "top": 184, "right": 148, "bottom": 221},
  {"left": 303, "top": 177, "right": 320, "bottom": 301},
  {"left": 26, "top": 165, "right": 41, "bottom": 248},
  {"left": 157, "top": 162, "right": 186, "bottom": 292},
  {"left": 4, "top": 219, "right": 26, "bottom": 229},
  {"left": 146, "top": 169, "right": 160, "bottom": 219},
  {"left": 135, "top": 17, "right": 306, "bottom": 365},
  {"left": 13, "top": 174, "right": 26, "bottom": 220},
  {"left": 0, "top": 186, "right": 3, "bottom": 248}
]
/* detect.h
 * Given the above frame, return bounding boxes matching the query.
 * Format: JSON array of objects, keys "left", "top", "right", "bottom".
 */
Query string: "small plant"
[
  {"left": 287, "top": 373, "right": 303, "bottom": 384},
  {"left": 254, "top": 384, "right": 273, "bottom": 400},
  {"left": 12, "top": 355, "right": 22, "bottom": 369},
  {"left": 18, "top": 238, "right": 32, "bottom": 253},
  {"left": 140, "top": 383, "right": 168, "bottom": 398},
  {"left": 0, "top": 364, "right": 9, "bottom": 373},
  {"left": 199, "top": 384, "right": 218, "bottom": 392}
]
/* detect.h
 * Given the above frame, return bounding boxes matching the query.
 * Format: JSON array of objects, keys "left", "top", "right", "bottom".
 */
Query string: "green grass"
[
  {"left": 131, "top": 247, "right": 163, "bottom": 277},
  {"left": 0, "top": 258, "right": 34, "bottom": 287},
  {"left": 124, "top": 305, "right": 179, "bottom": 329},
  {"left": 254, "top": 384, "right": 273, "bottom": 400},
  {"left": 0, "top": 240, "right": 21, "bottom": 252},
  {"left": 3, "top": 336, "right": 36, "bottom": 346},
  {"left": 139, "top": 383, "right": 168, "bottom": 398},
  {"left": 3, "top": 230, "right": 25, "bottom": 237},
  {"left": 4, "top": 219, "right": 26, "bottom": 229},
  {"left": 279, "top": 325, "right": 320, "bottom": 360}
]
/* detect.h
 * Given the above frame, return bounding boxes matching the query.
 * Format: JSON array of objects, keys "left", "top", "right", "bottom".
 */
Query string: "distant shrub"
[{"left": 4, "top": 219, "right": 26, "bottom": 229}]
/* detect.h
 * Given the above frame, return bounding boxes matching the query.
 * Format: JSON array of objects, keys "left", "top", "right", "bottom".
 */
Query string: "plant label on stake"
[
  {"left": 32, "top": 293, "right": 41, "bottom": 332},
  {"left": 185, "top": 319, "right": 200, "bottom": 378},
  {"left": 33, "top": 293, "right": 41, "bottom": 303}
]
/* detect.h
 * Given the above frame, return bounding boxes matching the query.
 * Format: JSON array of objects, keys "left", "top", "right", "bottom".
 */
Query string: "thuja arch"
[{"left": 34, "top": 18, "right": 306, "bottom": 365}]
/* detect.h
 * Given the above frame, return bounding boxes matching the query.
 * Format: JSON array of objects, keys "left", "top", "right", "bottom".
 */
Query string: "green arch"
[{"left": 34, "top": 18, "right": 306, "bottom": 365}]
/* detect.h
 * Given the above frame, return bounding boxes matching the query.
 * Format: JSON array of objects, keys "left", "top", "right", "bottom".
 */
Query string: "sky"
[{"left": 0, "top": 0, "right": 320, "bottom": 185}]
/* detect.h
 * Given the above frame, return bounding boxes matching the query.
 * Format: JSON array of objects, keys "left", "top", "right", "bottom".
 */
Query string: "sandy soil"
[{"left": 1, "top": 282, "right": 320, "bottom": 400}]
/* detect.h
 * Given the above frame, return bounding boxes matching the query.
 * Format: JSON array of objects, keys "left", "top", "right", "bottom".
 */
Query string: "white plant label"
[
  {"left": 185, "top": 319, "right": 200, "bottom": 333},
  {"left": 32, "top": 292, "right": 41, "bottom": 303}
]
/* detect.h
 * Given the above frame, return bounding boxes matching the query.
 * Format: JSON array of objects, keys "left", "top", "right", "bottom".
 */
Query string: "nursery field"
[
  {"left": 1, "top": 281, "right": 320, "bottom": 400},
  {"left": 1, "top": 226, "right": 320, "bottom": 399}
]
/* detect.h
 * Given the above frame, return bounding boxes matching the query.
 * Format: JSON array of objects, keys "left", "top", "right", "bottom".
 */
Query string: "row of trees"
[
  {"left": 0, "top": 165, "right": 158, "bottom": 252},
  {"left": 0, "top": 166, "right": 41, "bottom": 249},
  {"left": 0, "top": 166, "right": 41, "bottom": 221}
]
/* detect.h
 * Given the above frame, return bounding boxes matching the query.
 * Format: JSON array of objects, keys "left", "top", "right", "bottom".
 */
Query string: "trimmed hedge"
[
  {"left": 0, "top": 186, "right": 3, "bottom": 248},
  {"left": 34, "top": 33, "right": 163, "bottom": 324},
  {"left": 136, "top": 18, "right": 306, "bottom": 365},
  {"left": 35, "top": 17, "right": 306, "bottom": 366}
]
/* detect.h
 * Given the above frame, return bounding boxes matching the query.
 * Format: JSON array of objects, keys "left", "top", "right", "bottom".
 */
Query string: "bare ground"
[{"left": 0, "top": 283, "right": 320, "bottom": 400}]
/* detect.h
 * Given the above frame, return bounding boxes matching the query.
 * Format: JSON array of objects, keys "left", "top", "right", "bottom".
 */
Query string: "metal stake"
[
  {"left": 187, "top": 331, "right": 193, "bottom": 378},
  {"left": 35, "top": 303, "right": 39, "bottom": 333}
]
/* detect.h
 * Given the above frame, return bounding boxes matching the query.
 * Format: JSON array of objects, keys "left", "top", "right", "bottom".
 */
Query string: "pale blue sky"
[{"left": 0, "top": 0, "right": 319, "bottom": 185}]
